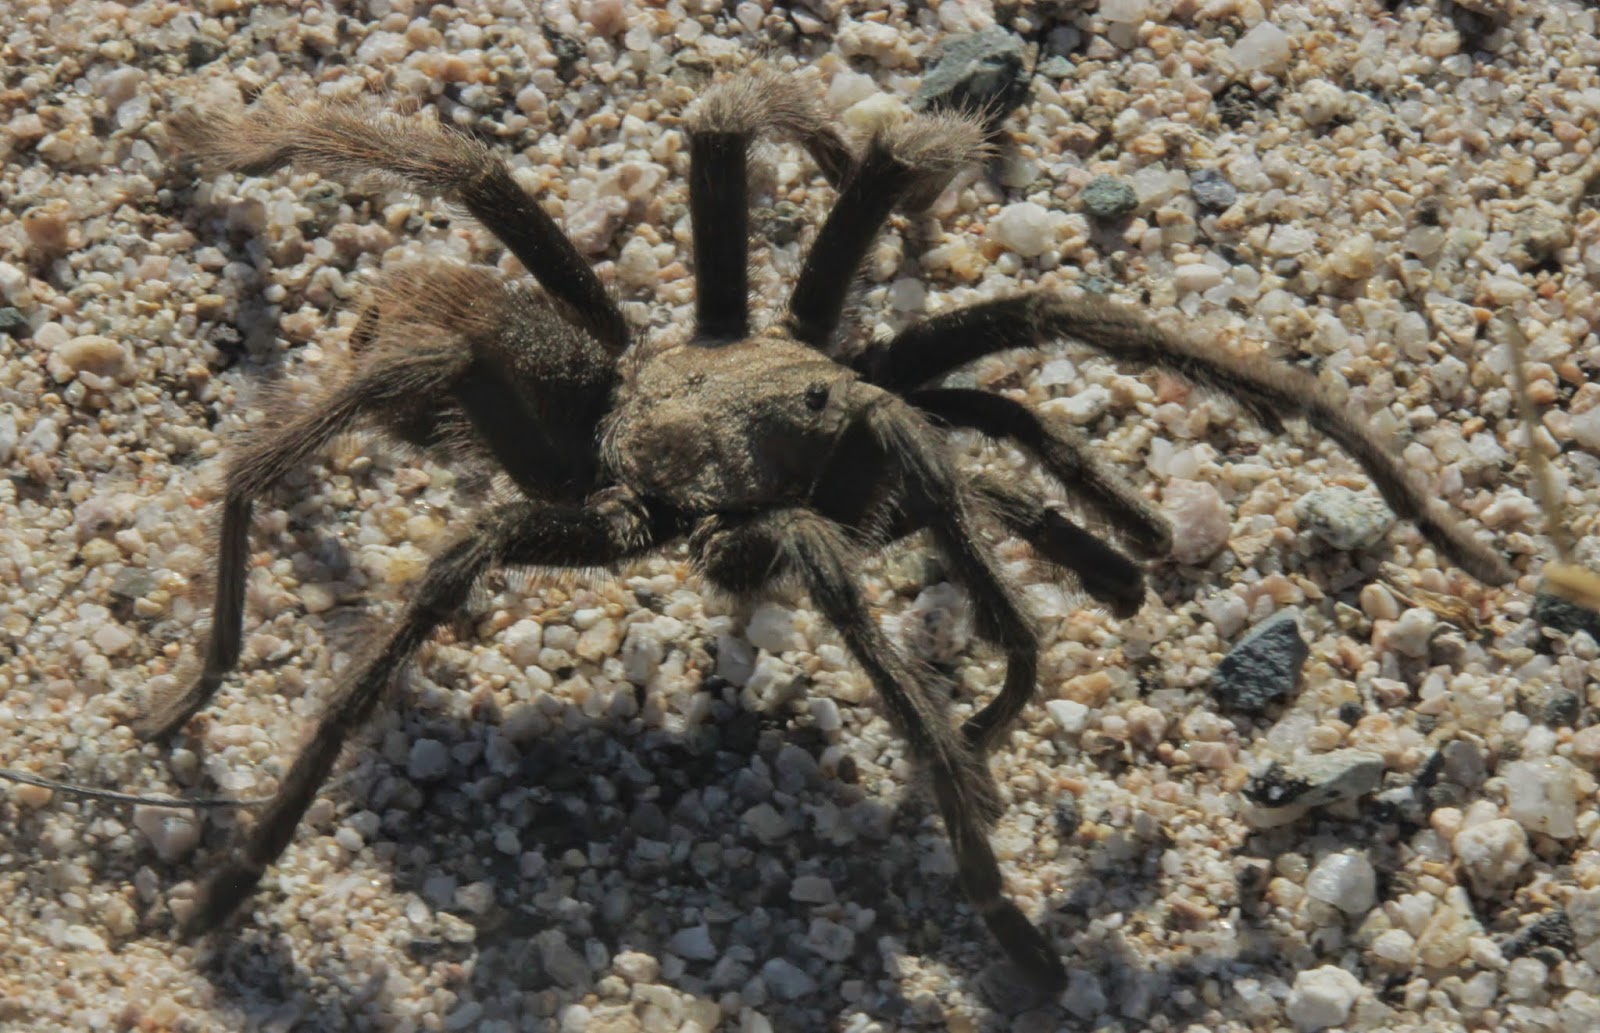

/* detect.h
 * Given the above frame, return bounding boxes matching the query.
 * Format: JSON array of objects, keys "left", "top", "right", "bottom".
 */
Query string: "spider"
[{"left": 144, "top": 69, "right": 1513, "bottom": 991}]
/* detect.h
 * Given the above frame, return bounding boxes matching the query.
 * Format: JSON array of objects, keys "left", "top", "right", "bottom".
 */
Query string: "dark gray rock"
[
  {"left": 0, "top": 307, "right": 28, "bottom": 338},
  {"left": 1211, "top": 610, "right": 1308, "bottom": 714},
  {"left": 1190, "top": 168, "right": 1238, "bottom": 211},
  {"left": 916, "top": 27, "right": 1031, "bottom": 132},
  {"left": 1081, "top": 175, "right": 1138, "bottom": 222},
  {"left": 1533, "top": 590, "right": 1600, "bottom": 642}
]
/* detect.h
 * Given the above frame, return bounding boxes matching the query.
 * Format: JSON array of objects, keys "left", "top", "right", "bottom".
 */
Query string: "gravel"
[
  {"left": 1211, "top": 609, "right": 1309, "bottom": 713},
  {"left": 6, "top": 1, "right": 1600, "bottom": 1031}
]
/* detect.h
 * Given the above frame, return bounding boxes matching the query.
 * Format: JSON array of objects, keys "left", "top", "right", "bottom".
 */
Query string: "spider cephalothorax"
[{"left": 146, "top": 69, "right": 1512, "bottom": 991}]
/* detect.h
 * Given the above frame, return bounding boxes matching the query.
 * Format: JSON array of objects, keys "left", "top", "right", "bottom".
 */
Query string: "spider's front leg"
[
  {"left": 188, "top": 491, "right": 664, "bottom": 933},
  {"left": 695, "top": 508, "right": 1067, "bottom": 992}
]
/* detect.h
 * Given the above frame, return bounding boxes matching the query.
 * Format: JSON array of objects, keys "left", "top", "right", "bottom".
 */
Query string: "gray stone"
[
  {"left": 916, "top": 27, "right": 1030, "bottom": 131},
  {"left": 407, "top": 738, "right": 451, "bottom": 781},
  {"left": 669, "top": 924, "right": 717, "bottom": 961},
  {"left": 1211, "top": 610, "right": 1308, "bottom": 713},
  {"left": 1190, "top": 168, "right": 1238, "bottom": 211},
  {"left": 1246, "top": 749, "right": 1385, "bottom": 809},
  {"left": 0, "top": 307, "right": 28, "bottom": 337},
  {"left": 1081, "top": 175, "right": 1138, "bottom": 222},
  {"left": 760, "top": 957, "right": 817, "bottom": 999},
  {"left": 1296, "top": 487, "right": 1394, "bottom": 552}
]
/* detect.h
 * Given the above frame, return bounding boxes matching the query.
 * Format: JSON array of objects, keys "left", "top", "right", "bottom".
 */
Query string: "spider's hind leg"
[
  {"left": 137, "top": 264, "right": 617, "bottom": 740},
  {"left": 187, "top": 493, "right": 663, "bottom": 932}
]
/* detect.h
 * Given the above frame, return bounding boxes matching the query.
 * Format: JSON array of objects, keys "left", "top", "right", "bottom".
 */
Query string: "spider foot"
[
  {"left": 184, "top": 853, "right": 266, "bottom": 937},
  {"left": 130, "top": 669, "right": 220, "bottom": 742},
  {"left": 982, "top": 899, "right": 1068, "bottom": 994}
]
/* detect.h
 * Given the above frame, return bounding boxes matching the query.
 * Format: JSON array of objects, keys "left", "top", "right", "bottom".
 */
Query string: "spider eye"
[{"left": 804, "top": 382, "right": 829, "bottom": 411}]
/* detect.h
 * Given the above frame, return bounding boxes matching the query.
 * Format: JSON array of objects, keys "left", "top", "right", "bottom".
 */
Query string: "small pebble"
[
  {"left": 1247, "top": 749, "right": 1385, "bottom": 809},
  {"left": 1297, "top": 487, "right": 1394, "bottom": 552},
  {"left": 1189, "top": 168, "right": 1238, "bottom": 211},
  {"left": 407, "top": 739, "right": 451, "bottom": 781},
  {"left": 988, "top": 202, "right": 1054, "bottom": 257},
  {"left": 1211, "top": 610, "right": 1308, "bottom": 714},
  {"left": 1285, "top": 965, "right": 1362, "bottom": 1032},
  {"left": 1080, "top": 176, "right": 1138, "bottom": 222},
  {"left": 1304, "top": 851, "right": 1376, "bottom": 915},
  {"left": 1503, "top": 758, "right": 1579, "bottom": 838},
  {"left": 1161, "top": 479, "right": 1229, "bottom": 565}
]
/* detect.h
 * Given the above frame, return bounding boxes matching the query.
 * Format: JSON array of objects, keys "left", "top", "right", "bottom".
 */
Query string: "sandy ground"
[{"left": 4, "top": 0, "right": 1600, "bottom": 1031}]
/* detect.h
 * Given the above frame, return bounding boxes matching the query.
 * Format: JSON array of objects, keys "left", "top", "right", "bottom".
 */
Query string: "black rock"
[
  {"left": 186, "top": 36, "right": 226, "bottom": 68},
  {"left": 1504, "top": 910, "right": 1576, "bottom": 961},
  {"left": 1211, "top": 610, "right": 1308, "bottom": 714},
  {"left": 1533, "top": 590, "right": 1600, "bottom": 642}
]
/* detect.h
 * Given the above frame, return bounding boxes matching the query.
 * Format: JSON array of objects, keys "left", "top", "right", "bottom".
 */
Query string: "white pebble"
[
  {"left": 746, "top": 603, "right": 802, "bottom": 653},
  {"left": 49, "top": 335, "right": 128, "bottom": 382},
  {"left": 1305, "top": 851, "right": 1376, "bottom": 914},
  {"left": 1370, "top": 928, "right": 1416, "bottom": 965},
  {"left": 504, "top": 619, "right": 543, "bottom": 667},
  {"left": 1385, "top": 607, "right": 1438, "bottom": 658},
  {"left": 1046, "top": 699, "right": 1089, "bottom": 734},
  {"left": 132, "top": 806, "right": 201, "bottom": 862},
  {"left": 1162, "top": 479, "right": 1230, "bottom": 565},
  {"left": 1048, "top": 384, "right": 1111, "bottom": 424},
  {"left": 1454, "top": 818, "right": 1529, "bottom": 895},
  {"left": 1174, "top": 263, "right": 1223, "bottom": 293},
  {"left": 1286, "top": 964, "right": 1362, "bottom": 1031},
  {"left": 988, "top": 202, "right": 1054, "bottom": 258},
  {"left": 810, "top": 697, "right": 842, "bottom": 733},
  {"left": 1504, "top": 758, "right": 1579, "bottom": 838},
  {"left": 1231, "top": 22, "right": 1292, "bottom": 73},
  {"left": 91, "top": 623, "right": 135, "bottom": 656}
]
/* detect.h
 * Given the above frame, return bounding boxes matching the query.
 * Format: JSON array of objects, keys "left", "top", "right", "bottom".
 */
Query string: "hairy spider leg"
[
  {"left": 969, "top": 473, "right": 1152, "bottom": 620},
  {"left": 687, "top": 72, "right": 857, "bottom": 339},
  {"left": 865, "top": 291, "right": 1515, "bottom": 586},
  {"left": 784, "top": 114, "right": 989, "bottom": 350},
  {"left": 187, "top": 493, "right": 663, "bottom": 933},
  {"left": 861, "top": 399, "right": 1043, "bottom": 754},
  {"left": 134, "top": 343, "right": 468, "bottom": 741},
  {"left": 695, "top": 508, "right": 1067, "bottom": 991},
  {"left": 137, "top": 267, "right": 619, "bottom": 740},
  {"left": 912, "top": 386, "right": 1174, "bottom": 560},
  {"left": 170, "top": 96, "right": 630, "bottom": 351}
]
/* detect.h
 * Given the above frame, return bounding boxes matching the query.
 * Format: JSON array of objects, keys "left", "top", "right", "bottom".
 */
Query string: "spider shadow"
[{"left": 176, "top": 654, "right": 1081, "bottom": 1032}]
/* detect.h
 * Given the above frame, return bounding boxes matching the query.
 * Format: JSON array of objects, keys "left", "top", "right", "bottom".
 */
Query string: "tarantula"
[{"left": 145, "top": 70, "right": 1512, "bottom": 991}]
